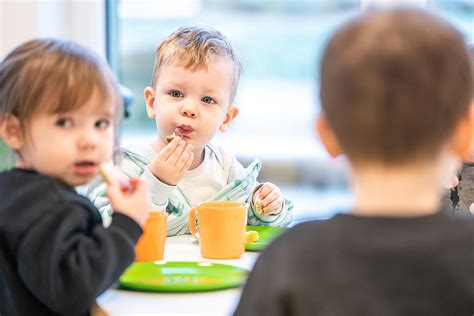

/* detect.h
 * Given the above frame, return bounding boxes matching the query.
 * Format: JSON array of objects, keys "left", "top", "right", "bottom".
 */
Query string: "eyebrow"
[
  {"left": 98, "top": 108, "right": 115, "bottom": 118},
  {"left": 162, "top": 81, "right": 185, "bottom": 90},
  {"left": 202, "top": 88, "right": 227, "bottom": 101}
]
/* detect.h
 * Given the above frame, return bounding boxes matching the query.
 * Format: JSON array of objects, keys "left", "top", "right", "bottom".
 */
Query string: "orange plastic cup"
[
  {"left": 189, "top": 201, "right": 247, "bottom": 259},
  {"left": 135, "top": 211, "right": 167, "bottom": 262}
]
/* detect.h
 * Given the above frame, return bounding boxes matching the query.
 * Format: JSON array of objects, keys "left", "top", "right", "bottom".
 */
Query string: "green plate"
[
  {"left": 245, "top": 226, "right": 288, "bottom": 251},
  {"left": 119, "top": 261, "right": 248, "bottom": 292}
]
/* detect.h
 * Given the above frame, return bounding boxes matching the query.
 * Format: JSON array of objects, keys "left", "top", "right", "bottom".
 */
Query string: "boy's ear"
[
  {"left": 451, "top": 104, "right": 474, "bottom": 162},
  {"left": 144, "top": 87, "right": 156, "bottom": 119},
  {"left": 219, "top": 105, "right": 239, "bottom": 132},
  {"left": 1, "top": 114, "right": 23, "bottom": 150},
  {"left": 315, "top": 114, "right": 343, "bottom": 157}
]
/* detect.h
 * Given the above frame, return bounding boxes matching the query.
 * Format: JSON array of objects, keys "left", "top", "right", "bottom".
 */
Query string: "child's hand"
[
  {"left": 106, "top": 177, "right": 151, "bottom": 227},
  {"left": 149, "top": 136, "right": 194, "bottom": 185},
  {"left": 253, "top": 182, "right": 284, "bottom": 215}
]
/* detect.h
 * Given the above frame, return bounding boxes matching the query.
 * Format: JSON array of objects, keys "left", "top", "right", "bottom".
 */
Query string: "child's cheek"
[{"left": 106, "top": 133, "right": 116, "bottom": 158}]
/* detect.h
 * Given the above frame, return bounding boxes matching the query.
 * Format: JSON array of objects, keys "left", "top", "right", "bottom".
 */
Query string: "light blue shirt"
[{"left": 81, "top": 142, "right": 293, "bottom": 236}]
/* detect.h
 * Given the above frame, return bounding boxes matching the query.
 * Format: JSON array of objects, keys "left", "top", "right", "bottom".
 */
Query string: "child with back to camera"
[
  {"left": 0, "top": 39, "right": 151, "bottom": 315},
  {"left": 84, "top": 25, "right": 293, "bottom": 236},
  {"left": 235, "top": 8, "right": 474, "bottom": 315}
]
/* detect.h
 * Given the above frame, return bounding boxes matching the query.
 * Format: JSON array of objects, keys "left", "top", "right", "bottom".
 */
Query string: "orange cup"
[
  {"left": 189, "top": 201, "right": 247, "bottom": 259},
  {"left": 135, "top": 211, "right": 167, "bottom": 262}
]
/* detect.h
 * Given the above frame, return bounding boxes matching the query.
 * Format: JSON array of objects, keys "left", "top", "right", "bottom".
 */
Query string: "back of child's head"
[
  {"left": 0, "top": 38, "right": 121, "bottom": 135},
  {"left": 320, "top": 8, "right": 472, "bottom": 166},
  {"left": 151, "top": 25, "right": 242, "bottom": 101}
]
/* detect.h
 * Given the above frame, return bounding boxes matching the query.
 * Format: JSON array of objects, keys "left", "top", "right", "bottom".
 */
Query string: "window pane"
[
  {"left": 115, "top": 0, "right": 360, "bottom": 160},
  {"left": 114, "top": 0, "right": 473, "bottom": 158},
  {"left": 111, "top": 0, "right": 473, "bottom": 221}
]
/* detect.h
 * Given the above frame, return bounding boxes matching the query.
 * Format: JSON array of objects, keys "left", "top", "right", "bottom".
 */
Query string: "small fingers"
[
  {"left": 166, "top": 140, "right": 187, "bottom": 163},
  {"left": 257, "top": 183, "right": 283, "bottom": 215},
  {"left": 258, "top": 183, "right": 274, "bottom": 199},
  {"left": 253, "top": 187, "right": 263, "bottom": 204},
  {"left": 128, "top": 178, "right": 148, "bottom": 193},
  {"left": 260, "top": 183, "right": 280, "bottom": 203},
  {"left": 259, "top": 182, "right": 280, "bottom": 200},
  {"left": 261, "top": 189, "right": 280, "bottom": 207},
  {"left": 262, "top": 198, "right": 283, "bottom": 215},
  {"left": 159, "top": 137, "right": 183, "bottom": 161},
  {"left": 178, "top": 151, "right": 194, "bottom": 173},
  {"left": 105, "top": 180, "right": 123, "bottom": 210},
  {"left": 174, "top": 144, "right": 193, "bottom": 169}
]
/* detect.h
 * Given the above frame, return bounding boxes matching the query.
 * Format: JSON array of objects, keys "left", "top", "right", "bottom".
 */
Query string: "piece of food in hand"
[
  {"left": 254, "top": 199, "right": 264, "bottom": 215},
  {"left": 98, "top": 164, "right": 114, "bottom": 184},
  {"left": 245, "top": 231, "right": 260, "bottom": 243},
  {"left": 99, "top": 164, "right": 133, "bottom": 192},
  {"left": 166, "top": 132, "right": 177, "bottom": 143}
]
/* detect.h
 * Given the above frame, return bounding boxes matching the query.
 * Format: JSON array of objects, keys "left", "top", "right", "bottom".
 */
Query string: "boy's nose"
[{"left": 180, "top": 104, "right": 197, "bottom": 118}]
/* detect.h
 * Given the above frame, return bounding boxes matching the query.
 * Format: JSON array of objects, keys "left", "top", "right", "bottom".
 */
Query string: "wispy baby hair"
[{"left": 151, "top": 25, "right": 242, "bottom": 102}]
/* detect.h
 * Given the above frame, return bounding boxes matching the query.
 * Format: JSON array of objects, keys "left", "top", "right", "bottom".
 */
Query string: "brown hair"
[
  {"left": 0, "top": 38, "right": 121, "bottom": 136},
  {"left": 320, "top": 8, "right": 472, "bottom": 165},
  {"left": 151, "top": 25, "right": 242, "bottom": 102}
]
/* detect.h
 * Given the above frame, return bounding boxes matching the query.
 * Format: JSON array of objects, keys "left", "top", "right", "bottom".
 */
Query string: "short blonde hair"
[{"left": 151, "top": 25, "right": 242, "bottom": 102}]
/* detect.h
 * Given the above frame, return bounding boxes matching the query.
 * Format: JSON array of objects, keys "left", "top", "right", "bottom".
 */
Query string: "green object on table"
[
  {"left": 119, "top": 261, "right": 248, "bottom": 292},
  {"left": 245, "top": 226, "right": 289, "bottom": 251}
]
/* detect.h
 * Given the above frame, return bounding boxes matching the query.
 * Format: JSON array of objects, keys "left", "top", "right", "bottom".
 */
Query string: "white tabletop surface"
[{"left": 97, "top": 235, "right": 259, "bottom": 316}]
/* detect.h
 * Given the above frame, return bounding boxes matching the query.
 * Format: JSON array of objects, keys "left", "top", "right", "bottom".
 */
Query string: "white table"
[{"left": 97, "top": 235, "right": 259, "bottom": 316}]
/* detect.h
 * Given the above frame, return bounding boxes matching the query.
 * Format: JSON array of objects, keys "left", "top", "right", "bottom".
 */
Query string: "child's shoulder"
[
  {"left": 4, "top": 168, "right": 87, "bottom": 202},
  {"left": 206, "top": 142, "right": 236, "bottom": 166},
  {"left": 0, "top": 168, "right": 94, "bottom": 219},
  {"left": 121, "top": 142, "right": 155, "bottom": 162},
  {"left": 1, "top": 168, "right": 64, "bottom": 195},
  {"left": 119, "top": 142, "right": 155, "bottom": 176}
]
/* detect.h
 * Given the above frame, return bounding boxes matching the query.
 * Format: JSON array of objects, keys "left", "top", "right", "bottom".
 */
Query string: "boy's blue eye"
[
  {"left": 56, "top": 118, "right": 73, "bottom": 128},
  {"left": 95, "top": 119, "right": 111, "bottom": 129},
  {"left": 169, "top": 90, "right": 183, "bottom": 98},
  {"left": 202, "top": 96, "right": 216, "bottom": 104}
]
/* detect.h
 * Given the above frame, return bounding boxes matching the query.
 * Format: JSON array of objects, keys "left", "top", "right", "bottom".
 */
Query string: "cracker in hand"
[
  {"left": 166, "top": 132, "right": 177, "bottom": 143},
  {"left": 99, "top": 164, "right": 132, "bottom": 192},
  {"left": 254, "top": 198, "right": 264, "bottom": 215}
]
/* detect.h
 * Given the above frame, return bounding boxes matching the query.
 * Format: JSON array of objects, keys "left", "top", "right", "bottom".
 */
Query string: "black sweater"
[
  {"left": 235, "top": 211, "right": 474, "bottom": 316},
  {"left": 0, "top": 169, "right": 142, "bottom": 315}
]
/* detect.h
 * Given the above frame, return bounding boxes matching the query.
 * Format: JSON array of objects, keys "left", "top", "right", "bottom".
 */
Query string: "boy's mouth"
[{"left": 177, "top": 125, "right": 194, "bottom": 135}]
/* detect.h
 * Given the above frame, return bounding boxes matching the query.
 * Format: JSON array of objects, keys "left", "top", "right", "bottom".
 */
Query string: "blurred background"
[{"left": 1, "top": 0, "right": 473, "bottom": 223}]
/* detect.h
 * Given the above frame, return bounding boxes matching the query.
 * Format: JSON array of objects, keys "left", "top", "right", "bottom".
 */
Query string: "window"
[
  {"left": 110, "top": 0, "right": 360, "bottom": 161},
  {"left": 105, "top": 0, "right": 473, "bottom": 221},
  {"left": 108, "top": 0, "right": 365, "bottom": 221},
  {"left": 110, "top": 0, "right": 473, "bottom": 161}
]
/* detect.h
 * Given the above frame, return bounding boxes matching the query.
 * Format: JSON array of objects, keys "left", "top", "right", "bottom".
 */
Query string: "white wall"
[{"left": 0, "top": 0, "right": 106, "bottom": 59}]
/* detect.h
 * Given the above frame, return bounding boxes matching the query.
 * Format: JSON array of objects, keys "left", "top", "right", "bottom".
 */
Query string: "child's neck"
[
  {"left": 350, "top": 153, "right": 459, "bottom": 217},
  {"left": 190, "top": 148, "right": 205, "bottom": 170}
]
